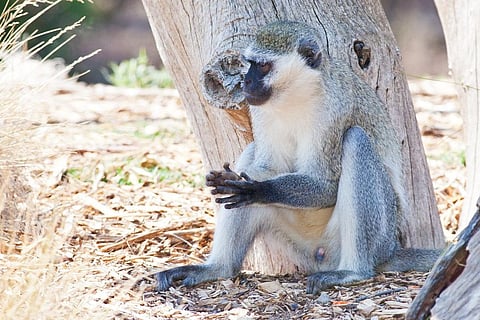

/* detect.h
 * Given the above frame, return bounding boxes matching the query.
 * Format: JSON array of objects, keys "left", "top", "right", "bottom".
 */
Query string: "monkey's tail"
[{"left": 378, "top": 248, "right": 443, "bottom": 273}]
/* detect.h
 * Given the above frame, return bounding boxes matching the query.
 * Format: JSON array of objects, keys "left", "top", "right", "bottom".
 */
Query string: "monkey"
[{"left": 154, "top": 21, "right": 441, "bottom": 295}]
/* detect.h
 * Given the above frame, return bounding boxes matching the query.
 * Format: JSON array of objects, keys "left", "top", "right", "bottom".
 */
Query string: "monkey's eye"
[{"left": 258, "top": 61, "right": 272, "bottom": 74}]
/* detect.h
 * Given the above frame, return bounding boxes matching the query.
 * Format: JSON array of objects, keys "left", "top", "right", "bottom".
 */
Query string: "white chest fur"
[{"left": 251, "top": 101, "right": 320, "bottom": 173}]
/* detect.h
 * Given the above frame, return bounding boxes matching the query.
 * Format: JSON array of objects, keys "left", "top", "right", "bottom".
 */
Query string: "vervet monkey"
[{"left": 155, "top": 21, "right": 440, "bottom": 295}]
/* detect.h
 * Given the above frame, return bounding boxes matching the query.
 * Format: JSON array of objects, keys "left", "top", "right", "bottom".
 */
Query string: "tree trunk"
[
  {"left": 142, "top": 0, "right": 444, "bottom": 273},
  {"left": 434, "top": 0, "right": 480, "bottom": 230}
]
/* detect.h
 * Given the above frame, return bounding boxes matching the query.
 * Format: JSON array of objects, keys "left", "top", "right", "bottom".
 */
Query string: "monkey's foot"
[
  {"left": 155, "top": 265, "right": 221, "bottom": 292},
  {"left": 306, "top": 270, "right": 373, "bottom": 295},
  {"left": 155, "top": 264, "right": 237, "bottom": 292}
]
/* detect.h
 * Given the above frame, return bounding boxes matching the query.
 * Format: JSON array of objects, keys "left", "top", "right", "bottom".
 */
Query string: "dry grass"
[{"left": 0, "top": 1, "right": 110, "bottom": 319}]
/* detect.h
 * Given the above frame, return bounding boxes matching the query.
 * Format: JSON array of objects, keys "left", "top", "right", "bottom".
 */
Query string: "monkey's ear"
[{"left": 298, "top": 38, "right": 322, "bottom": 68}]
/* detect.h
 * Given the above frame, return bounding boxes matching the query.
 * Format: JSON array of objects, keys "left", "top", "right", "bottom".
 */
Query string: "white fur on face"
[{"left": 265, "top": 53, "right": 324, "bottom": 113}]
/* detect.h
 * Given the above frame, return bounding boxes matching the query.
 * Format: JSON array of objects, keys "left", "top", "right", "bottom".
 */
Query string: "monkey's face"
[
  {"left": 242, "top": 50, "right": 323, "bottom": 109},
  {"left": 243, "top": 58, "right": 274, "bottom": 106},
  {"left": 242, "top": 30, "right": 323, "bottom": 108}
]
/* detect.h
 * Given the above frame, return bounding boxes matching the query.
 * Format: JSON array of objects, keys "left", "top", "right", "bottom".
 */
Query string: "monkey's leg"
[
  {"left": 155, "top": 206, "right": 263, "bottom": 292},
  {"left": 307, "top": 126, "right": 397, "bottom": 294}
]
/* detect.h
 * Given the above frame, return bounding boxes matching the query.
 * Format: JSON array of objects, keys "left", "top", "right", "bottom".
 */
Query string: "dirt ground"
[{"left": 5, "top": 59, "right": 464, "bottom": 319}]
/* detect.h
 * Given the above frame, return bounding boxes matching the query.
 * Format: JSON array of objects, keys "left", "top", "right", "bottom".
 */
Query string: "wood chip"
[
  {"left": 357, "top": 298, "right": 378, "bottom": 316},
  {"left": 257, "top": 280, "right": 284, "bottom": 294}
]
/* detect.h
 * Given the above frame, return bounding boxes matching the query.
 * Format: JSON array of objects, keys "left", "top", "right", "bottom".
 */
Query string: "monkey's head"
[{"left": 242, "top": 21, "right": 324, "bottom": 107}]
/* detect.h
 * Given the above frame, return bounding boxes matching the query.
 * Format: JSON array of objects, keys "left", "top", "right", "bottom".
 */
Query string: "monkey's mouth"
[{"left": 243, "top": 91, "right": 271, "bottom": 106}]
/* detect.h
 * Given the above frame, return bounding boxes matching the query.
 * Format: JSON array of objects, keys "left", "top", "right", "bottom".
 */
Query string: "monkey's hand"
[
  {"left": 206, "top": 163, "right": 262, "bottom": 209},
  {"left": 205, "top": 162, "right": 243, "bottom": 188},
  {"left": 213, "top": 174, "right": 262, "bottom": 209}
]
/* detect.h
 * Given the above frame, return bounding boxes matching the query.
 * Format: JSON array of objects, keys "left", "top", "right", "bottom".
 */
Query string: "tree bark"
[
  {"left": 142, "top": 0, "right": 444, "bottom": 273},
  {"left": 434, "top": 0, "right": 480, "bottom": 230}
]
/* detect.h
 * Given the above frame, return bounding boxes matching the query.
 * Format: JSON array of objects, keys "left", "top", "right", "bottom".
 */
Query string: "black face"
[{"left": 243, "top": 60, "right": 273, "bottom": 106}]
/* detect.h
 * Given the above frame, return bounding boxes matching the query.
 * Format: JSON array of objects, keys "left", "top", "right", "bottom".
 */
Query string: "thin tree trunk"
[
  {"left": 434, "top": 0, "right": 480, "bottom": 230},
  {"left": 142, "top": 0, "right": 444, "bottom": 273}
]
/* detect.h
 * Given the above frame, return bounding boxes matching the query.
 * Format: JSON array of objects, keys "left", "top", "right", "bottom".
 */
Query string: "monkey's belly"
[
  {"left": 277, "top": 207, "right": 334, "bottom": 248},
  {"left": 272, "top": 206, "right": 338, "bottom": 273}
]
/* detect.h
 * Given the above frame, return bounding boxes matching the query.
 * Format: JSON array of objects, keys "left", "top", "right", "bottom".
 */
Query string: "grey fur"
[{"left": 154, "top": 21, "right": 441, "bottom": 294}]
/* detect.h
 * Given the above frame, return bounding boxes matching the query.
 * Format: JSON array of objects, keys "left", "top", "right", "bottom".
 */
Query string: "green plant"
[
  {"left": 428, "top": 149, "right": 466, "bottom": 167},
  {"left": 64, "top": 167, "right": 81, "bottom": 180},
  {"left": 152, "top": 166, "right": 182, "bottom": 183},
  {"left": 104, "top": 48, "right": 174, "bottom": 88},
  {"left": 133, "top": 127, "right": 174, "bottom": 140},
  {"left": 441, "top": 150, "right": 466, "bottom": 167},
  {"left": 184, "top": 172, "right": 206, "bottom": 188},
  {"left": 459, "top": 150, "right": 466, "bottom": 167}
]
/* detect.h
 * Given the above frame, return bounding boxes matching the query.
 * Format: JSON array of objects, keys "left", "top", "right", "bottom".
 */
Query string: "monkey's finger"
[
  {"left": 155, "top": 271, "right": 173, "bottom": 292},
  {"left": 212, "top": 185, "right": 246, "bottom": 195},
  {"left": 206, "top": 180, "right": 219, "bottom": 187},
  {"left": 207, "top": 172, "right": 242, "bottom": 184},
  {"left": 205, "top": 173, "right": 218, "bottom": 182},
  {"left": 223, "top": 162, "right": 232, "bottom": 172},
  {"left": 211, "top": 186, "right": 238, "bottom": 195},
  {"left": 215, "top": 194, "right": 246, "bottom": 204},
  {"left": 156, "top": 265, "right": 207, "bottom": 292},
  {"left": 156, "top": 269, "right": 187, "bottom": 292},
  {"left": 240, "top": 172, "right": 254, "bottom": 181},
  {"left": 206, "top": 177, "right": 235, "bottom": 189},
  {"left": 224, "top": 198, "right": 255, "bottom": 209},
  {"left": 206, "top": 175, "right": 228, "bottom": 185},
  {"left": 215, "top": 194, "right": 255, "bottom": 209},
  {"left": 223, "top": 172, "right": 243, "bottom": 181},
  {"left": 223, "top": 179, "right": 256, "bottom": 190},
  {"left": 206, "top": 171, "right": 223, "bottom": 179}
]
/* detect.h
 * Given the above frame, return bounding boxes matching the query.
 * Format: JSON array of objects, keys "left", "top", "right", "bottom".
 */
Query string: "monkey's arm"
[{"left": 212, "top": 172, "right": 338, "bottom": 209}]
